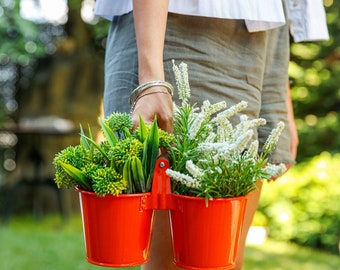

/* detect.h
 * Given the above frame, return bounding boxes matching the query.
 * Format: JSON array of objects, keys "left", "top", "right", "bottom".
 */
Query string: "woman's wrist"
[
  {"left": 130, "top": 80, "right": 173, "bottom": 104},
  {"left": 130, "top": 80, "right": 174, "bottom": 110}
]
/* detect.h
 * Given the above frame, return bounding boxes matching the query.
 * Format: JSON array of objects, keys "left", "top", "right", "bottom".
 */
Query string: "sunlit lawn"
[{"left": 0, "top": 215, "right": 339, "bottom": 270}]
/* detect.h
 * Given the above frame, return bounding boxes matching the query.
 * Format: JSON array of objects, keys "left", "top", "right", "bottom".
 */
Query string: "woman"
[{"left": 94, "top": 1, "right": 328, "bottom": 269}]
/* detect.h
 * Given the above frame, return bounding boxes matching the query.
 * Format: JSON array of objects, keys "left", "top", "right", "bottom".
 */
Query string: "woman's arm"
[
  {"left": 131, "top": 0, "right": 173, "bottom": 132},
  {"left": 133, "top": 0, "right": 168, "bottom": 83}
]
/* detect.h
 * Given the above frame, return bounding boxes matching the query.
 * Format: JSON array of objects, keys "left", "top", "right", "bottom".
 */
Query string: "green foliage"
[
  {"left": 257, "top": 152, "right": 340, "bottom": 254},
  {"left": 53, "top": 113, "right": 172, "bottom": 196},
  {"left": 108, "top": 137, "right": 143, "bottom": 172},
  {"left": 0, "top": 0, "right": 49, "bottom": 64},
  {"left": 167, "top": 62, "right": 286, "bottom": 199},
  {"left": 91, "top": 167, "right": 126, "bottom": 196},
  {"left": 104, "top": 112, "right": 133, "bottom": 134},
  {"left": 141, "top": 116, "right": 160, "bottom": 191},
  {"left": 195, "top": 153, "right": 267, "bottom": 199},
  {"left": 0, "top": 215, "right": 142, "bottom": 270},
  {"left": 53, "top": 145, "right": 88, "bottom": 189},
  {"left": 168, "top": 102, "right": 199, "bottom": 173},
  {"left": 289, "top": 2, "right": 340, "bottom": 161}
]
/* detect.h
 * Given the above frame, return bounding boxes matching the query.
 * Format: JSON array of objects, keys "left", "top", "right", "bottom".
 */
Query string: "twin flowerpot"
[
  {"left": 170, "top": 194, "right": 247, "bottom": 269},
  {"left": 77, "top": 160, "right": 248, "bottom": 269},
  {"left": 78, "top": 189, "right": 154, "bottom": 267}
]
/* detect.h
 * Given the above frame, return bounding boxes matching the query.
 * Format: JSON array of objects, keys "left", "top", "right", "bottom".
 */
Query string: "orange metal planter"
[
  {"left": 77, "top": 188, "right": 154, "bottom": 267},
  {"left": 75, "top": 159, "right": 248, "bottom": 269},
  {"left": 170, "top": 194, "right": 247, "bottom": 270}
]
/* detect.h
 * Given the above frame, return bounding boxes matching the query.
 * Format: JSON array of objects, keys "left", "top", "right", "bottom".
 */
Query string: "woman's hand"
[{"left": 131, "top": 86, "right": 174, "bottom": 133}]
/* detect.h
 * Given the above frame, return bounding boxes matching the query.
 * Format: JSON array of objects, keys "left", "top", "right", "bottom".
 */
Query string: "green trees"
[
  {"left": 258, "top": 152, "right": 340, "bottom": 254},
  {"left": 289, "top": 1, "right": 340, "bottom": 161}
]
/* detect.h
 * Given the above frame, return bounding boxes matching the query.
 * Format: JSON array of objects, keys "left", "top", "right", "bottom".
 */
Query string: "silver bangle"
[{"left": 129, "top": 80, "right": 174, "bottom": 105}]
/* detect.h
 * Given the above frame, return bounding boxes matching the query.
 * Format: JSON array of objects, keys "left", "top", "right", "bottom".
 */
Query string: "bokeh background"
[{"left": 0, "top": 0, "right": 339, "bottom": 269}]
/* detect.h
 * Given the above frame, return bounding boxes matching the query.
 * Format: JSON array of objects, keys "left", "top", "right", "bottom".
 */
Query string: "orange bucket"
[
  {"left": 77, "top": 188, "right": 154, "bottom": 267},
  {"left": 170, "top": 194, "right": 247, "bottom": 269}
]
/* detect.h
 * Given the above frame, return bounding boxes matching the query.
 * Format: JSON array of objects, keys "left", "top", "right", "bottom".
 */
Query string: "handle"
[{"left": 150, "top": 157, "right": 175, "bottom": 210}]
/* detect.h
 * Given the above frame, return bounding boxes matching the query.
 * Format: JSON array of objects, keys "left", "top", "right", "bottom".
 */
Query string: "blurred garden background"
[{"left": 0, "top": 0, "right": 339, "bottom": 269}]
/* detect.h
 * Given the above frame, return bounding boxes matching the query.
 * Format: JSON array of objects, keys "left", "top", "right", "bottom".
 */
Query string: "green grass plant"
[
  {"left": 257, "top": 152, "right": 340, "bottom": 254},
  {"left": 0, "top": 215, "right": 339, "bottom": 270},
  {"left": 245, "top": 240, "right": 340, "bottom": 270},
  {"left": 0, "top": 215, "right": 139, "bottom": 270}
]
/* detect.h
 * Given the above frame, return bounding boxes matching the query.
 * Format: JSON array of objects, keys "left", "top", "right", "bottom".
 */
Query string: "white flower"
[
  {"left": 213, "top": 100, "right": 248, "bottom": 123},
  {"left": 215, "top": 166, "right": 223, "bottom": 174},
  {"left": 263, "top": 121, "right": 285, "bottom": 154},
  {"left": 172, "top": 61, "right": 190, "bottom": 104},
  {"left": 202, "top": 100, "right": 227, "bottom": 116},
  {"left": 205, "top": 131, "right": 216, "bottom": 143},
  {"left": 189, "top": 112, "right": 205, "bottom": 139},
  {"left": 263, "top": 163, "right": 287, "bottom": 178},
  {"left": 230, "top": 129, "right": 254, "bottom": 154},
  {"left": 216, "top": 118, "right": 233, "bottom": 143},
  {"left": 185, "top": 160, "right": 204, "bottom": 178},
  {"left": 232, "top": 115, "right": 249, "bottom": 140},
  {"left": 166, "top": 168, "right": 201, "bottom": 188},
  {"left": 198, "top": 142, "right": 230, "bottom": 153},
  {"left": 248, "top": 118, "right": 267, "bottom": 129},
  {"left": 201, "top": 100, "right": 211, "bottom": 112},
  {"left": 232, "top": 116, "right": 266, "bottom": 143},
  {"left": 247, "top": 141, "right": 259, "bottom": 158}
]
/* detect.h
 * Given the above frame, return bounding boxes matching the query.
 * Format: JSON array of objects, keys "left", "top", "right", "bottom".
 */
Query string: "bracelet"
[
  {"left": 129, "top": 80, "right": 174, "bottom": 105},
  {"left": 130, "top": 90, "right": 170, "bottom": 113}
]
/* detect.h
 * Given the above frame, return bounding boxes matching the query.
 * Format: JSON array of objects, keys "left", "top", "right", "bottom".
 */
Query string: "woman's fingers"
[{"left": 131, "top": 90, "right": 173, "bottom": 133}]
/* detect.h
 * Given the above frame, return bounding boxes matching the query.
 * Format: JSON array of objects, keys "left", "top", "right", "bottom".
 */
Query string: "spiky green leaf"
[
  {"left": 99, "top": 117, "right": 118, "bottom": 147},
  {"left": 59, "top": 161, "right": 91, "bottom": 190}
]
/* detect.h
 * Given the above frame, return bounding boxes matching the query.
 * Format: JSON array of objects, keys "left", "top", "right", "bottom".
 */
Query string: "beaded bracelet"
[{"left": 129, "top": 80, "right": 174, "bottom": 105}]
